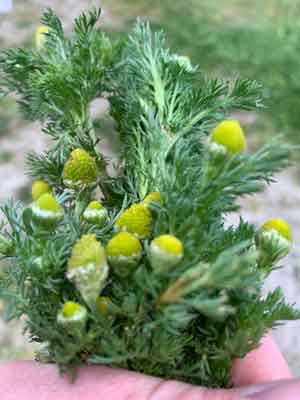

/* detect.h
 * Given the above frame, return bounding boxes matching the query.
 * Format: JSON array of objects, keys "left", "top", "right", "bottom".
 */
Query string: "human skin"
[{"left": 0, "top": 334, "right": 299, "bottom": 399}]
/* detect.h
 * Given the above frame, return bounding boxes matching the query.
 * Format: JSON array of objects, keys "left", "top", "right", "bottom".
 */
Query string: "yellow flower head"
[
  {"left": 262, "top": 219, "right": 292, "bottom": 242},
  {"left": 31, "top": 180, "right": 51, "bottom": 201},
  {"left": 115, "top": 203, "right": 152, "bottom": 239},
  {"left": 68, "top": 234, "right": 106, "bottom": 270},
  {"left": 31, "top": 193, "right": 63, "bottom": 229},
  {"left": 150, "top": 234, "right": 184, "bottom": 272},
  {"left": 83, "top": 201, "right": 108, "bottom": 226},
  {"left": 107, "top": 232, "right": 142, "bottom": 275},
  {"left": 35, "top": 25, "right": 50, "bottom": 50},
  {"left": 107, "top": 232, "right": 142, "bottom": 257},
  {"left": 152, "top": 234, "right": 183, "bottom": 256},
  {"left": 87, "top": 201, "right": 104, "bottom": 210},
  {"left": 143, "top": 192, "right": 163, "bottom": 207},
  {"left": 35, "top": 193, "right": 62, "bottom": 213},
  {"left": 63, "top": 149, "right": 98, "bottom": 188},
  {"left": 62, "top": 302, "right": 82, "bottom": 318},
  {"left": 57, "top": 301, "right": 87, "bottom": 333},
  {"left": 211, "top": 120, "right": 246, "bottom": 154}
]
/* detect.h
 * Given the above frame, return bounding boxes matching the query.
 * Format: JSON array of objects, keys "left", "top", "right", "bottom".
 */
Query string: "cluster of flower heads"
[
  {"left": 209, "top": 120, "right": 293, "bottom": 262},
  {"left": 28, "top": 147, "right": 186, "bottom": 327},
  {"left": 25, "top": 118, "right": 293, "bottom": 330}
]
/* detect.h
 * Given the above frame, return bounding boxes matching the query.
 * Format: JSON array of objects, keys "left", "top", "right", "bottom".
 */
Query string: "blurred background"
[{"left": 0, "top": 0, "right": 300, "bottom": 375}]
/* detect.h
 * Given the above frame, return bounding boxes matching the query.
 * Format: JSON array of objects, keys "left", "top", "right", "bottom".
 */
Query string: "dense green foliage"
[
  {"left": 0, "top": 8, "right": 298, "bottom": 388},
  {"left": 108, "top": 0, "right": 300, "bottom": 144}
]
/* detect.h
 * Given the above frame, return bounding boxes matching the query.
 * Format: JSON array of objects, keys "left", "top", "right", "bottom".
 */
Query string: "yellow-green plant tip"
[
  {"left": 67, "top": 234, "right": 108, "bottom": 307},
  {"left": 32, "top": 180, "right": 51, "bottom": 201},
  {"left": 115, "top": 203, "right": 152, "bottom": 239},
  {"left": 83, "top": 201, "right": 108, "bottom": 225},
  {"left": 211, "top": 120, "right": 246, "bottom": 155},
  {"left": 262, "top": 219, "right": 292, "bottom": 241},
  {"left": 96, "top": 296, "right": 111, "bottom": 316},
  {"left": 143, "top": 192, "right": 163, "bottom": 207},
  {"left": 63, "top": 149, "right": 98, "bottom": 188},
  {"left": 153, "top": 234, "right": 183, "bottom": 256},
  {"left": 62, "top": 301, "right": 82, "bottom": 318},
  {"left": 35, "top": 25, "right": 49, "bottom": 50},
  {"left": 150, "top": 234, "right": 184, "bottom": 272}
]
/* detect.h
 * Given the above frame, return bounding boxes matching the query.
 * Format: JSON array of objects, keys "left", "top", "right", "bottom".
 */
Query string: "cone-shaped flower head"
[
  {"left": 261, "top": 219, "right": 292, "bottom": 241},
  {"left": 35, "top": 25, "right": 50, "bottom": 50},
  {"left": 115, "top": 203, "right": 152, "bottom": 239},
  {"left": 257, "top": 219, "right": 292, "bottom": 261},
  {"left": 210, "top": 120, "right": 246, "bottom": 155},
  {"left": 83, "top": 201, "right": 108, "bottom": 226},
  {"left": 63, "top": 149, "right": 98, "bottom": 188},
  {"left": 149, "top": 234, "right": 183, "bottom": 272},
  {"left": 67, "top": 234, "right": 108, "bottom": 307},
  {"left": 31, "top": 180, "right": 51, "bottom": 201},
  {"left": 107, "top": 232, "right": 142, "bottom": 276},
  {"left": 57, "top": 301, "right": 87, "bottom": 335},
  {"left": 143, "top": 192, "right": 163, "bottom": 207},
  {"left": 31, "top": 193, "right": 63, "bottom": 229}
]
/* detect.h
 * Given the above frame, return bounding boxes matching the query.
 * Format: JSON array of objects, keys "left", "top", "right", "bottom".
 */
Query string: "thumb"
[
  {"left": 243, "top": 378, "right": 300, "bottom": 400},
  {"left": 0, "top": 361, "right": 241, "bottom": 400}
]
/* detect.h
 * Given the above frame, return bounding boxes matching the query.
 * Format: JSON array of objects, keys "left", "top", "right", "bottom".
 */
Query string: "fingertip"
[
  {"left": 242, "top": 379, "right": 300, "bottom": 400},
  {"left": 231, "top": 333, "right": 291, "bottom": 387}
]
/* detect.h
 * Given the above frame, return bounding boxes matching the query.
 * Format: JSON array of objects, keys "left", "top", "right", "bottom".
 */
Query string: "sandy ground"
[{"left": 0, "top": 0, "right": 299, "bottom": 377}]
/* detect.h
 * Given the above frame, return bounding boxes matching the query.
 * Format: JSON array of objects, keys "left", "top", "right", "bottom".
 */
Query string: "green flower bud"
[
  {"left": 168, "top": 54, "right": 196, "bottom": 73},
  {"left": 57, "top": 302, "right": 87, "bottom": 335},
  {"left": 149, "top": 234, "right": 184, "bottom": 272},
  {"left": 115, "top": 203, "right": 152, "bottom": 239},
  {"left": 107, "top": 232, "right": 142, "bottom": 276},
  {"left": 83, "top": 201, "right": 108, "bottom": 226},
  {"left": 67, "top": 234, "right": 108, "bottom": 307},
  {"left": 31, "top": 180, "right": 51, "bottom": 201},
  {"left": 31, "top": 193, "right": 63, "bottom": 230},
  {"left": 63, "top": 149, "right": 98, "bottom": 188},
  {"left": 256, "top": 219, "right": 292, "bottom": 261}
]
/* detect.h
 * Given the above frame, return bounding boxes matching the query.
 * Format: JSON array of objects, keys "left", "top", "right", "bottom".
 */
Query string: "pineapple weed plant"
[{"left": 0, "top": 8, "right": 299, "bottom": 388}]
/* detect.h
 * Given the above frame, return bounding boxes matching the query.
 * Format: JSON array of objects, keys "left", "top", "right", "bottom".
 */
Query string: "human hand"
[{"left": 0, "top": 334, "right": 299, "bottom": 399}]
